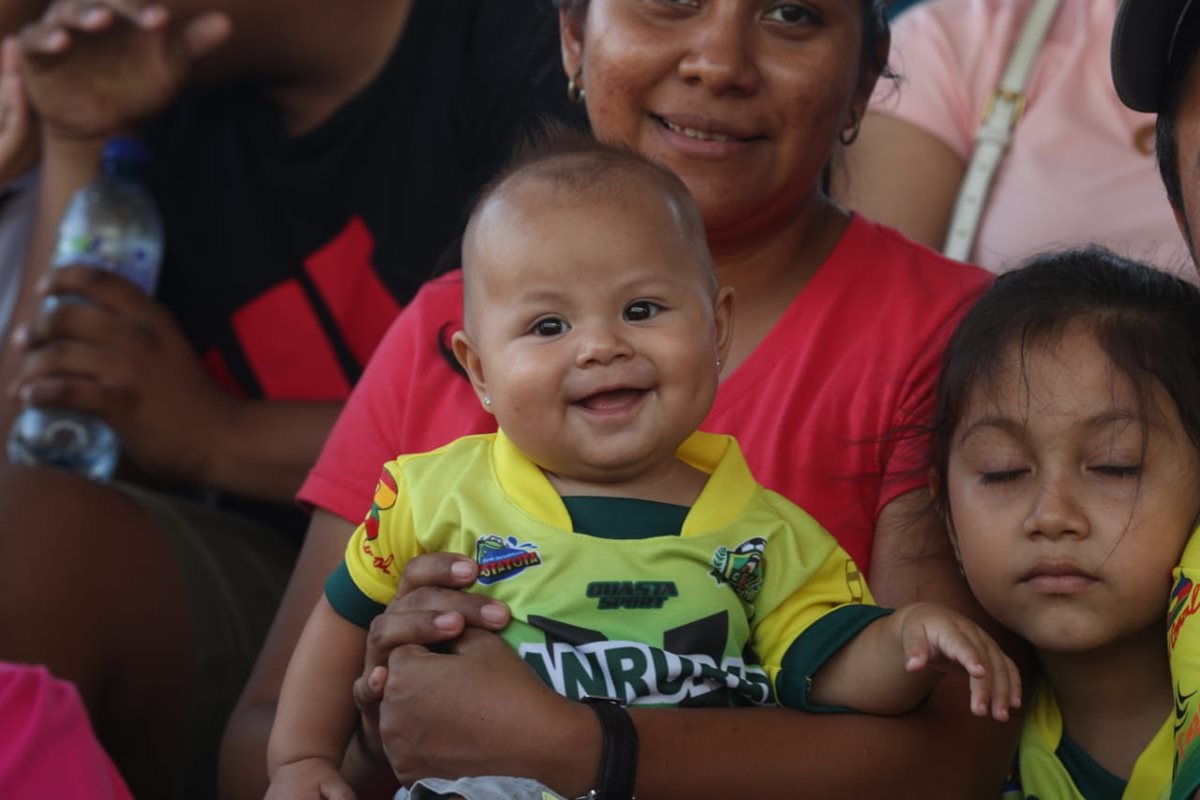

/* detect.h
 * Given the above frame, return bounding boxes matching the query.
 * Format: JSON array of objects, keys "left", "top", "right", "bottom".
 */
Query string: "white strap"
[{"left": 942, "top": 0, "right": 1063, "bottom": 261}]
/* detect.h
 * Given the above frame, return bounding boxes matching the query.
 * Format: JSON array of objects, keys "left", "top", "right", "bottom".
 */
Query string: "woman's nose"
[{"left": 676, "top": 5, "right": 760, "bottom": 95}]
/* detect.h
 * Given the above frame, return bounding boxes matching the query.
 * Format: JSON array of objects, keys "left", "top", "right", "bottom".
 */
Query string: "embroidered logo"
[
  {"left": 709, "top": 536, "right": 766, "bottom": 606},
  {"left": 845, "top": 559, "right": 865, "bottom": 603},
  {"left": 363, "top": 468, "right": 398, "bottom": 541},
  {"left": 476, "top": 535, "right": 542, "bottom": 585},
  {"left": 1170, "top": 574, "right": 1200, "bottom": 650}
]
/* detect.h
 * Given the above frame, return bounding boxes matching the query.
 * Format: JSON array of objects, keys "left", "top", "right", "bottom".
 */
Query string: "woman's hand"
[
  {"left": 17, "top": 0, "right": 230, "bottom": 142},
  {"left": 7, "top": 265, "right": 238, "bottom": 483},
  {"left": 379, "top": 627, "right": 596, "bottom": 793},
  {"left": 350, "top": 553, "right": 511, "bottom": 763}
]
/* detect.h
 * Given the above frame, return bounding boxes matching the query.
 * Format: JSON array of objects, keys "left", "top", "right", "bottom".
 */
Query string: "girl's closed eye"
[
  {"left": 979, "top": 468, "right": 1028, "bottom": 486},
  {"left": 1090, "top": 463, "right": 1142, "bottom": 479},
  {"left": 624, "top": 300, "right": 663, "bottom": 322}
]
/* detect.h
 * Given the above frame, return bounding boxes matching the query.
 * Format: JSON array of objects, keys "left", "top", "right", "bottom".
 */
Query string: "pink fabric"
[
  {"left": 872, "top": 0, "right": 1191, "bottom": 277},
  {"left": 0, "top": 664, "right": 133, "bottom": 800},
  {"left": 299, "top": 216, "right": 991, "bottom": 576}
]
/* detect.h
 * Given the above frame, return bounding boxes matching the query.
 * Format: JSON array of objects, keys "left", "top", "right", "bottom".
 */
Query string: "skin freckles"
[{"left": 560, "top": 0, "right": 869, "bottom": 243}]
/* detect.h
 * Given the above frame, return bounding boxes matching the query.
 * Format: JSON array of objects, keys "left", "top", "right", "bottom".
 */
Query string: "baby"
[{"left": 266, "top": 129, "right": 1019, "bottom": 800}]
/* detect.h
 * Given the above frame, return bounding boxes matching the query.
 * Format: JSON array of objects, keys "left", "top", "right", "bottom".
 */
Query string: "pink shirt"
[
  {"left": 299, "top": 216, "right": 992, "bottom": 576},
  {"left": 0, "top": 664, "right": 133, "bottom": 799},
  {"left": 872, "top": 0, "right": 1191, "bottom": 277}
]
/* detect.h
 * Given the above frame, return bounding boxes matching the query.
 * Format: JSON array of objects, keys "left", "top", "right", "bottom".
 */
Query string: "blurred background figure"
[
  {"left": 836, "top": 0, "right": 1191, "bottom": 279},
  {"left": 0, "top": 1, "right": 582, "bottom": 797}
]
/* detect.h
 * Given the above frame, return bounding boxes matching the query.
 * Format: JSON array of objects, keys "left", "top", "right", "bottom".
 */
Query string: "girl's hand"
[
  {"left": 894, "top": 602, "right": 1022, "bottom": 722},
  {"left": 350, "top": 553, "right": 511, "bottom": 762},
  {"left": 17, "top": 0, "right": 230, "bottom": 141},
  {"left": 266, "top": 757, "right": 355, "bottom": 800},
  {"left": 0, "top": 36, "right": 37, "bottom": 183}
]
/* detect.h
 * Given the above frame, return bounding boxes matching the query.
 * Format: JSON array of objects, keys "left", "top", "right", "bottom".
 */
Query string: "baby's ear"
[
  {"left": 713, "top": 286, "right": 735, "bottom": 368},
  {"left": 450, "top": 330, "right": 494, "bottom": 415}
]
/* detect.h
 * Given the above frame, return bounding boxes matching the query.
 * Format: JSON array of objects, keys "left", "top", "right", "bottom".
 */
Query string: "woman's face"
[{"left": 561, "top": 0, "right": 876, "bottom": 242}]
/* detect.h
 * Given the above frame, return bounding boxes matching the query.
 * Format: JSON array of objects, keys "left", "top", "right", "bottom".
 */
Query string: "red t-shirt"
[{"left": 299, "top": 215, "right": 992, "bottom": 575}]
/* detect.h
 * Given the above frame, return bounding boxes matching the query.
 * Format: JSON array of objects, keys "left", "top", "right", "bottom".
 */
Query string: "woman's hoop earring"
[
  {"left": 838, "top": 112, "right": 862, "bottom": 146},
  {"left": 567, "top": 69, "right": 586, "bottom": 104}
]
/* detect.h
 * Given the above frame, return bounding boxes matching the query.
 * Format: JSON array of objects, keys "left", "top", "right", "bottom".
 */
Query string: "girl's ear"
[
  {"left": 451, "top": 330, "right": 494, "bottom": 415},
  {"left": 930, "top": 471, "right": 963, "bottom": 566},
  {"left": 713, "top": 286, "right": 735, "bottom": 371}
]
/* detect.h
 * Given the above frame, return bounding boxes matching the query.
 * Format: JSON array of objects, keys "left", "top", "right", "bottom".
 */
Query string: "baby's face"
[{"left": 458, "top": 182, "right": 729, "bottom": 485}]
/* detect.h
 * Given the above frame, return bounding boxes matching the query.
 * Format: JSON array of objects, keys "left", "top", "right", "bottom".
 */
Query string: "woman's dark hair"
[
  {"left": 928, "top": 248, "right": 1200, "bottom": 509},
  {"left": 555, "top": 0, "right": 892, "bottom": 84}
]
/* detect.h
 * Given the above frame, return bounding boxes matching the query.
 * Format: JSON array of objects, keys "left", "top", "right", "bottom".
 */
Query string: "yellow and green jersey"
[
  {"left": 1170, "top": 531, "right": 1200, "bottom": 800},
  {"left": 326, "top": 430, "right": 886, "bottom": 709},
  {"left": 1016, "top": 681, "right": 1172, "bottom": 800}
]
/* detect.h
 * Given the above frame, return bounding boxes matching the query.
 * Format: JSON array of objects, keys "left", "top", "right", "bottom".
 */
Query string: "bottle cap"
[{"left": 101, "top": 137, "right": 152, "bottom": 169}]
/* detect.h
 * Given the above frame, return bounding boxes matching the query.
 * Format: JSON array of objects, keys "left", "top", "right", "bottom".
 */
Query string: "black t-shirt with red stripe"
[{"left": 150, "top": 0, "right": 583, "bottom": 403}]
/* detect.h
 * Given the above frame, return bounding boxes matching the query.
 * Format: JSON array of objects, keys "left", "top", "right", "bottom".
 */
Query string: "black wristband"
[{"left": 577, "top": 696, "right": 638, "bottom": 800}]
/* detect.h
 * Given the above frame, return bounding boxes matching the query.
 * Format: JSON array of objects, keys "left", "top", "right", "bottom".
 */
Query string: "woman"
[{"left": 226, "top": 1, "right": 1022, "bottom": 797}]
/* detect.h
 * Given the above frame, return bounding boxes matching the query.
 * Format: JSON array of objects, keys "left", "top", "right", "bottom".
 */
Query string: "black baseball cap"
[{"left": 1112, "top": 0, "right": 1200, "bottom": 112}]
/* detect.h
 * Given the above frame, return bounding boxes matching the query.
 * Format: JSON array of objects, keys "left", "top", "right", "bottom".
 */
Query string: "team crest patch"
[
  {"left": 476, "top": 535, "right": 542, "bottom": 585},
  {"left": 710, "top": 537, "right": 766, "bottom": 605},
  {"left": 363, "top": 468, "right": 398, "bottom": 541}
]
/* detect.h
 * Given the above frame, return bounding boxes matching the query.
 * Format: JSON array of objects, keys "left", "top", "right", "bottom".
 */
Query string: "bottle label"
[{"left": 54, "top": 229, "right": 162, "bottom": 295}]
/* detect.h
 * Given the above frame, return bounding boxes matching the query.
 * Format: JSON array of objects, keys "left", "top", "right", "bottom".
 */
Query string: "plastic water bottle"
[{"left": 7, "top": 137, "right": 163, "bottom": 481}]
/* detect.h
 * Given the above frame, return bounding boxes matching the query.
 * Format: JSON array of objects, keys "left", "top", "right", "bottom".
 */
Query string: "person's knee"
[{"left": 0, "top": 464, "right": 190, "bottom": 697}]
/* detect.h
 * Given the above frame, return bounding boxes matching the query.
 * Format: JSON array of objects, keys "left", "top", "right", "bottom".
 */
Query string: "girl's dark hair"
[
  {"left": 928, "top": 248, "right": 1200, "bottom": 508},
  {"left": 556, "top": 0, "right": 892, "bottom": 85}
]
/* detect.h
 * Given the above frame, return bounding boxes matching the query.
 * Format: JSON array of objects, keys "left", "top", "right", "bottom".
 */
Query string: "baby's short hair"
[{"left": 462, "top": 121, "right": 715, "bottom": 290}]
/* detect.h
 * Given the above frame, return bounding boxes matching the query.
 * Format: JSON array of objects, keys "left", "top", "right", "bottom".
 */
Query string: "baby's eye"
[
  {"left": 1092, "top": 464, "right": 1142, "bottom": 479},
  {"left": 532, "top": 317, "right": 569, "bottom": 337},
  {"left": 624, "top": 301, "right": 663, "bottom": 322},
  {"left": 763, "top": 2, "right": 818, "bottom": 25},
  {"left": 980, "top": 469, "right": 1027, "bottom": 486}
]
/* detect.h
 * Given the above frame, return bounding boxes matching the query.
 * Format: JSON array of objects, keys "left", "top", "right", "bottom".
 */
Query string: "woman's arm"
[
  {"left": 833, "top": 112, "right": 966, "bottom": 252},
  {"left": 371, "top": 489, "right": 1031, "bottom": 798}
]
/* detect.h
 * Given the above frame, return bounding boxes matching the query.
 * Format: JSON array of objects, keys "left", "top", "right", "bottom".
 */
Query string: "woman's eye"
[
  {"left": 763, "top": 3, "right": 817, "bottom": 24},
  {"left": 625, "top": 301, "right": 662, "bottom": 321},
  {"left": 533, "top": 317, "right": 569, "bottom": 337},
  {"left": 1093, "top": 464, "right": 1142, "bottom": 478},
  {"left": 980, "top": 469, "right": 1027, "bottom": 486}
]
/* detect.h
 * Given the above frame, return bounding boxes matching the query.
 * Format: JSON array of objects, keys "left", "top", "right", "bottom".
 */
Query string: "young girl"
[
  {"left": 928, "top": 248, "right": 1200, "bottom": 799},
  {"left": 265, "top": 132, "right": 1020, "bottom": 800}
]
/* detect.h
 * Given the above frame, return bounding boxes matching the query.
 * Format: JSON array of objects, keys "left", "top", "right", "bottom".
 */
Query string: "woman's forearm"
[{"left": 627, "top": 683, "right": 1018, "bottom": 798}]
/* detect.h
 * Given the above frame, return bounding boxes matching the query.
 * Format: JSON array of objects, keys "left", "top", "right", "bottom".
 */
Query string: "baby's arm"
[
  {"left": 266, "top": 595, "right": 368, "bottom": 800},
  {"left": 808, "top": 602, "right": 1021, "bottom": 720}
]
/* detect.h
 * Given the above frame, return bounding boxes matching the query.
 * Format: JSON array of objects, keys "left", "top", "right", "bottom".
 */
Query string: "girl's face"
[
  {"left": 945, "top": 323, "right": 1200, "bottom": 655},
  {"left": 560, "top": 0, "right": 875, "bottom": 242}
]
